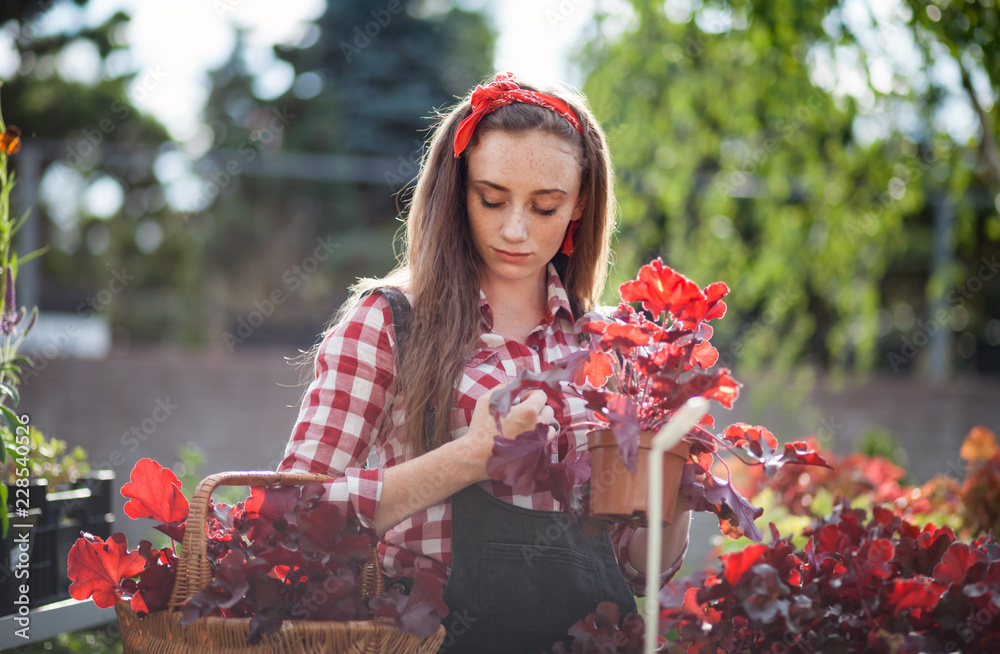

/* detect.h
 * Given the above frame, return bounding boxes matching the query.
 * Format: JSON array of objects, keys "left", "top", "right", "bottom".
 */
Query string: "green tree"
[
  {"left": 582, "top": 0, "right": 999, "bottom": 386},
  {"left": 190, "top": 2, "right": 495, "bottom": 350},
  {"left": 0, "top": 1, "right": 188, "bottom": 343}
]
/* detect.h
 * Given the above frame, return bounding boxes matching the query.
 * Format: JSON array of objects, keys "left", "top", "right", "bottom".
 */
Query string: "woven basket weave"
[{"left": 115, "top": 470, "right": 446, "bottom": 653}]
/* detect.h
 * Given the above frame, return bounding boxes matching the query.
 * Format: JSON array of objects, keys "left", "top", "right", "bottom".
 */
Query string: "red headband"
[{"left": 453, "top": 72, "right": 584, "bottom": 158}]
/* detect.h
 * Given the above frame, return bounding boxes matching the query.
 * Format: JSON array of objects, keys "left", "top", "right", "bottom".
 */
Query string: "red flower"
[{"left": 619, "top": 259, "right": 702, "bottom": 320}]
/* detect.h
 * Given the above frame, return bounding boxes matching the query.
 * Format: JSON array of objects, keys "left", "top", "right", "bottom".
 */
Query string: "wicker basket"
[{"left": 115, "top": 470, "right": 446, "bottom": 653}]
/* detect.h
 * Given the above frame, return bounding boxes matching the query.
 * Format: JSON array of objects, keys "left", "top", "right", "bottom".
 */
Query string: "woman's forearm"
[
  {"left": 626, "top": 508, "right": 691, "bottom": 577},
  {"left": 374, "top": 436, "right": 484, "bottom": 536},
  {"left": 374, "top": 389, "right": 551, "bottom": 537}
]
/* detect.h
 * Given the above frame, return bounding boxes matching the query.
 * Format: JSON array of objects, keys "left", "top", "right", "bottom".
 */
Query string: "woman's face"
[{"left": 465, "top": 129, "right": 584, "bottom": 293}]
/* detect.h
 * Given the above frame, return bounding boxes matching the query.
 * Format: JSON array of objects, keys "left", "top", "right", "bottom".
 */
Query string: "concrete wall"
[{"left": 19, "top": 346, "right": 1000, "bottom": 559}]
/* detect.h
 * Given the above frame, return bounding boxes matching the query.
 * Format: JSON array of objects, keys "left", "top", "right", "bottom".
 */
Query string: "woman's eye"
[
  {"left": 535, "top": 207, "right": 557, "bottom": 216},
  {"left": 479, "top": 197, "right": 502, "bottom": 209}
]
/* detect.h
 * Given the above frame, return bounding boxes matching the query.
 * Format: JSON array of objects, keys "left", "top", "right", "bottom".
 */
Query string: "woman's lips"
[{"left": 493, "top": 248, "right": 530, "bottom": 263}]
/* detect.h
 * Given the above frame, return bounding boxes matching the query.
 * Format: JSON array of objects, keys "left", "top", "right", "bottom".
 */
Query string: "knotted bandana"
[{"left": 453, "top": 72, "right": 584, "bottom": 158}]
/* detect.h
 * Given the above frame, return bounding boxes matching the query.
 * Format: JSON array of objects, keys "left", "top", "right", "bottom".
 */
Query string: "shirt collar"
[{"left": 478, "top": 263, "right": 574, "bottom": 332}]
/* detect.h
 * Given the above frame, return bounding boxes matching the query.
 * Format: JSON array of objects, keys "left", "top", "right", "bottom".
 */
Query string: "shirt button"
[{"left": 529, "top": 344, "right": 540, "bottom": 352}]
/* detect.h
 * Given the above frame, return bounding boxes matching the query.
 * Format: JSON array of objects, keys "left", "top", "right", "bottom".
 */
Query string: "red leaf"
[
  {"left": 702, "top": 282, "right": 729, "bottom": 321},
  {"left": 723, "top": 423, "right": 778, "bottom": 452},
  {"left": 603, "top": 394, "right": 641, "bottom": 473},
  {"left": 721, "top": 543, "right": 769, "bottom": 585},
  {"left": 691, "top": 341, "right": 719, "bottom": 368},
  {"left": 132, "top": 564, "right": 176, "bottom": 616},
  {"left": 486, "top": 424, "right": 551, "bottom": 494},
  {"left": 599, "top": 322, "right": 651, "bottom": 349},
  {"left": 886, "top": 578, "right": 942, "bottom": 613},
  {"left": 370, "top": 569, "right": 450, "bottom": 638},
  {"left": 573, "top": 351, "right": 615, "bottom": 387},
  {"left": 68, "top": 533, "right": 145, "bottom": 608},
  {"left": 933, "top": 542, "right": 987, "bottom": 585},
  {"left": 121, "top": 458, "right": 189, "bottom": 524}
]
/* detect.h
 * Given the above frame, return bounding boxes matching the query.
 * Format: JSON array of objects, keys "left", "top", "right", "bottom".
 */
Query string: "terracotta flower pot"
[{"left": 587, "top": 430, "right": 690, "bottom": 525}]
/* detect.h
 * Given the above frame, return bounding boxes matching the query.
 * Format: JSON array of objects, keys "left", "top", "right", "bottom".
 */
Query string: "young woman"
[{"left": 279, "top": 72, "right": 690, "bottom": 652}]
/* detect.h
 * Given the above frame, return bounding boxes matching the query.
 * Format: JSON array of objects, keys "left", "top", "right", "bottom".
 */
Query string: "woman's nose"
[{"left": 500, "top": 208, "right": 528, "bottom": 242}]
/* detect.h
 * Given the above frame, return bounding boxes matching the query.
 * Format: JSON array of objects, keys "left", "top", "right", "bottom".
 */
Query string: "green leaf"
[
  {"left": 0, "top": 486, "right": 7, "bottom": 538},
  {"left": 10, "top": 207, "right": 31, "bottom": 236},
  {"left": 0, "top": 381, "right": 18, "bottom": 404},
  {"left": 16, "top": 246, "right": 48, "bottom": 266},
  {"left": 0, "top": 404, "right": 20, "bottom": 429}
]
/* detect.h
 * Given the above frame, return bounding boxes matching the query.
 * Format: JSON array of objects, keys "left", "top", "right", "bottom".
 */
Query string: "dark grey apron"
[
  {"left": 376, "top": 287, "right": 637, "bottom": 654},
  {"left": 437, "top": 484, "right": 636, "bottom": 653}
]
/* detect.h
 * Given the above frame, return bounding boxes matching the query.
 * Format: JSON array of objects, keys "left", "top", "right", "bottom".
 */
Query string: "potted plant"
[
  {"left": 66, "top": 458, "right": 448, "bottom": 650},
  {"left": 488, "top": 258, "right": 830, "bottom": 541}
]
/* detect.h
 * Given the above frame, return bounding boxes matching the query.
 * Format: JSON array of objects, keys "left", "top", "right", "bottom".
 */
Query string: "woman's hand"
[{"left": 463, "top": 388, "right": 554, "bottom": 481}]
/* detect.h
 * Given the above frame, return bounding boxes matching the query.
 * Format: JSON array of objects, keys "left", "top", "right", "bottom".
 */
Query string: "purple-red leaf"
[
  {"left": 486, "top": 423, "right": 551, "bottom": 495},
  {"left": 370, "top": 569, "right": 449, "bottom": 638},
  {"left": 603, "top": 394, "right": 641, "bottom": 473}
]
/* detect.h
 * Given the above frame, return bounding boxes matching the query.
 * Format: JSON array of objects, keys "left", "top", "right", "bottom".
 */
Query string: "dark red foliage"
[
  {"left": 660, "top": 504, "right": 1000, "bottom": 653},
  {"left": 486, "top": 423, "right": 552, "bottom": 495},
  {"left": 545, "top": 601, "right": 656, "bottom": 654},
  {"left": 486, "top": 424, "right": 591, "bottom": 517},
  {"left": 488, "top": 259, "right": 830, "bottom": 542},
  {"left": 68, "top": 458, "right": 448, "bottom": 645},
  {"left": 369, "top": 569, "right": 450, "bottom": 638}
]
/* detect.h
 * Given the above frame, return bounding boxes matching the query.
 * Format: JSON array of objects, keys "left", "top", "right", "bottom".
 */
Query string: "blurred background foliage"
[
  {"left": 3, "top": 0, "right": 494, "bottom": 347},
  {"left": 585, "top": 0, "right": 999, "bottom": 392},
  {"left": 1, "top": 0, "right": 998, "bottom": 383}
]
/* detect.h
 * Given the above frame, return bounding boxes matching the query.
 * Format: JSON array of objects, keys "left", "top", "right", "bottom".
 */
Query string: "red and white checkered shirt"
[{"left": 279, "top": 265, "right": 685, "bottom": 594}]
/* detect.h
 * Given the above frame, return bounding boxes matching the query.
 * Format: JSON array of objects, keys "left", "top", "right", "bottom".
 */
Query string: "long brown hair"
[{"left": 334, "top": 73, "right": 615, "bottom": 457}]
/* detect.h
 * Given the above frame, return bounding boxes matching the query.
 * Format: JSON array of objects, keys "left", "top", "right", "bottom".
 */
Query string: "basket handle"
[{"left": 168, "top": 470, "right": 336, "bottom": 609}]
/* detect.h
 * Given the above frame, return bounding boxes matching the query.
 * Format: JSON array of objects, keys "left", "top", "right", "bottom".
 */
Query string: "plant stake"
[{"left": 643, "top": 397, "right": 708, "bottom": 654}]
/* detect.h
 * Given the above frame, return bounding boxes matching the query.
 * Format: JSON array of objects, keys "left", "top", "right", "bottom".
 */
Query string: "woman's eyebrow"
[{"left": 470, "top": 180, "right": 568, "bottom": 196}]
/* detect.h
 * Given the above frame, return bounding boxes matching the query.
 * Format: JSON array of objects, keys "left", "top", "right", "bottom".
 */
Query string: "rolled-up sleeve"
[
  {"left": 611, "top": 523, "right": 689, "bottom": 596},
  {"left": 278, "top": 292, "right": 397, "bottom": 531}
]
